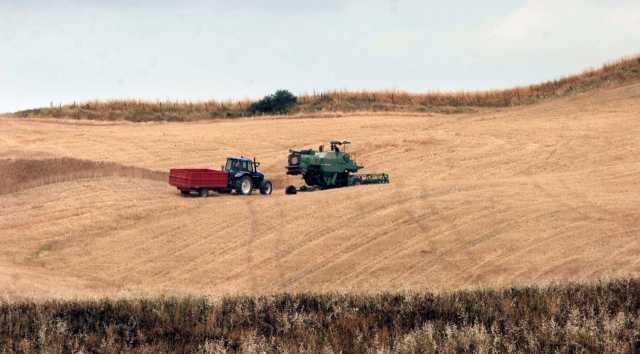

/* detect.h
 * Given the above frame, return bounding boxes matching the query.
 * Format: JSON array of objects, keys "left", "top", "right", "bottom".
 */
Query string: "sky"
[{"left": 1, "top": 0, "right": 639, "bottom": 113}]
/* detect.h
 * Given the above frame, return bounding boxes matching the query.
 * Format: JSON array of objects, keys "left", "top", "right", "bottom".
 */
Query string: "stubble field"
[{"left": 1, "top": 82, "right": 640, "bottom": 300}]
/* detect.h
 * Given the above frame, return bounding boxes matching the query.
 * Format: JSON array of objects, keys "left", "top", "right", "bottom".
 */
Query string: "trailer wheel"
[
  {"left": 199, "top": 188, "right": 209, "bottom": 198},
  {"left": 180, "top": 190, "right": 190, "bottom": 196},
  {"left": 259, "top": 180, "right": 273, "bottom": 195},
  {"left": 235, "top": 176, "right": 253, "bottom": 195}
]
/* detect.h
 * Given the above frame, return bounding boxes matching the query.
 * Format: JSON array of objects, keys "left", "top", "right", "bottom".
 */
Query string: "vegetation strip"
[
  {"left": 2, "top": 279, "right": 640, "bottom": 353},
  {"left": 12, "top": 56, "right": 640, "bottom": 122}
]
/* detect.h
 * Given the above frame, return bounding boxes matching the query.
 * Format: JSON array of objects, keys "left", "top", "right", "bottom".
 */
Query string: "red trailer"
[
  {"left": 169, "top": 169, "right": 229, "bottom": 196},
  {"left": 169, "top": 157, "right": 273, "bottom": 197}
]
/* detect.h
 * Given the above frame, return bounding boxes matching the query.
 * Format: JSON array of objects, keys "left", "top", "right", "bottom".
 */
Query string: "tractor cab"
[{"left": 224, "top": 157, "right": 257, "bottom": 174}]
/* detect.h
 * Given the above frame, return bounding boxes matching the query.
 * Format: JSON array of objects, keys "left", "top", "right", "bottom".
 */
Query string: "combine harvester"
[{"left": 285, "top": 141, "right": 389, "bottom": 194}]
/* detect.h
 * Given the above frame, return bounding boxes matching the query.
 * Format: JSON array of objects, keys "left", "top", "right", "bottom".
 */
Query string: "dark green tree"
[{"left": 249, "top": 90, "right": 297, "bottom": 114}]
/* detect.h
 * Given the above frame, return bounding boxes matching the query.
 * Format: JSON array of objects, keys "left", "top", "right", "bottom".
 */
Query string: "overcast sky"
[{"left": 1, "top": 0, "right": 638, "bottom": 112}]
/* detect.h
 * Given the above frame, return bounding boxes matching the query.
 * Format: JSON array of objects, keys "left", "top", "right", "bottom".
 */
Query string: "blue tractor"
[{"left": 223, "top": 157, "right": 273, "bottom": 195}]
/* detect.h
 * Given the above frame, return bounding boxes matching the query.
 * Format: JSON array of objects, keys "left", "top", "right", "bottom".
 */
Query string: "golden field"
[{"left": 2, "top": 79, "right": 640, "bottom": 300}]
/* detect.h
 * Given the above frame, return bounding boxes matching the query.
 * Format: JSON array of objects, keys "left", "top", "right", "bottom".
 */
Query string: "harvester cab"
[{"left": 330, "top": 140, "right": 350, "bottom": 153}]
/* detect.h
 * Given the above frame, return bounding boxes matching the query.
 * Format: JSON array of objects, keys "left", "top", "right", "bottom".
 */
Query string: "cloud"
[
  {"left": 58, "top": 0, "right": 348, "bottom": 14},
  {"left": 605, "top": 2, "right": 640, "bottom": 32},
  {"left": 470, "top": 0, "right": 640, "bottom": 71},
  {"left": 371, "top": 30, "right": 420, "bottom": 53},
  {"left": 213, "top": 0, "right": 348, "bottom": 14},
  {"left": 13, "top": 0, "right": 350, "bottom": 14},
  {"left": 488, "top": 0, "right": 558, "bottom": 42},
  {"left": 487, "top": 0, "right": 640, "bottom": 44}
]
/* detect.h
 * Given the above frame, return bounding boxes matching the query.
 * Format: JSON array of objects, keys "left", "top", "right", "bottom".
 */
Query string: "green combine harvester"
[{"left": 285, "top": 141, "right": 389, "bottom": 194}]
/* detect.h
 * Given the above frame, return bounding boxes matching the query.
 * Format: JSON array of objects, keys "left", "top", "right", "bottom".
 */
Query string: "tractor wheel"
[
  {"left": 285, "top": 185, "right": 297, "bottom": 195},
  {"left": 259, "top": 180, "right": 273, "bottom": 195},
  {"left": 352, "top": 179, "right": 362, "bottom": 186},
  {"left": 235, "top": 176, "right": 253, "bottom": 195},
  {"left": 199, "top": 188, "right": 209, "bottom": 198}
]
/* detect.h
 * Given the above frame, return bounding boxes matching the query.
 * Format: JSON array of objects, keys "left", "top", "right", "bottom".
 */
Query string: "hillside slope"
[{"left": 1, "top": 81, "right": 640, "bottom": 299}]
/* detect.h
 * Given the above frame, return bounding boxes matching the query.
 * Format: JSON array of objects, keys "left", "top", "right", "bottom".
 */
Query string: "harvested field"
[{"left": 1, "top": 81, "right": 640, "bottom": 299}]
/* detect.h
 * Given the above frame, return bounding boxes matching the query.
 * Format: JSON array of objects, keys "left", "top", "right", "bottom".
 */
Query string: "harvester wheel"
[
  {"left": 199, "top": 188, "right": 209, "bottom": 198},
  {"left": 236, "top": 176, "right": 253, "bottom": 195},
  {"left": 260, "top": 180, "right": 273, "bottom": 195},
  {"left": 285, "top": 185, "right": 297, "bottom": 195}
]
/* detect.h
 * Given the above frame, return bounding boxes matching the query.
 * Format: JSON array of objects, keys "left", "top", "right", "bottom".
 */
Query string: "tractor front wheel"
[{"left": 235, "top": 176, "right": 253, "bottom": 195}]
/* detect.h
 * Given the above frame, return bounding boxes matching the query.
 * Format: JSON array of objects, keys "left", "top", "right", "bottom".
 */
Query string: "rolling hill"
[{"left": 1, "top": 61, "right": 640, "bottom": 300}]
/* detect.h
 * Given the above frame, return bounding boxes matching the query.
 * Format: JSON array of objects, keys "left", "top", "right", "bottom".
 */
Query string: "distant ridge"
[{"left": 13, "top": 55, "right": 640, "bottom": 122}]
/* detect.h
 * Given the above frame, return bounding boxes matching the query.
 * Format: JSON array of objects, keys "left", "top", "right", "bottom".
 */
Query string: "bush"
[{"left": 249, "top": 90, "right": 297, "bottom": 115}]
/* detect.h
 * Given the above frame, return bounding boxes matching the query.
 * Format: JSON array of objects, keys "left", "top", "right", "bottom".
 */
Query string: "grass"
[
  {"left": 11, "top": 55, "right": 640, "bottom": 122},
  {"left": 2, "top": 278, "right": 640, "bottom": 353}
]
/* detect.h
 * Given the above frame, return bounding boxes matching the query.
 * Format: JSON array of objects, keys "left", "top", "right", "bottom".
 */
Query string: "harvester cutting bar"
[{"left": 354, "top": 173, "right": 390, "bottom": 185}]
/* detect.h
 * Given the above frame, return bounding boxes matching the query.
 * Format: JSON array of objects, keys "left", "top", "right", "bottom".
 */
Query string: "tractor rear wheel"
[
  {"left": 235, "top": 176, "right": 253, "bottom": 195},
  {"left": 260, "top": 180, "right": 273, "bottom": 195}
]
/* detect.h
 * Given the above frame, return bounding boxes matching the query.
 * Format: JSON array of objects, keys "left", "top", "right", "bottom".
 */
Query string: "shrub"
[{"left": 249, "top": 90, "right": 297, "bottom": 115}]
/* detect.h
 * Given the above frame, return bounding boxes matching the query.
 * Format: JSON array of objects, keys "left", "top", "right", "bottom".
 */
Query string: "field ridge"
[
  {"left": 0, "top": 158, "right": 167, "bottom": 195},
  {"left": 11, "top": 55, "right": 640, "bottom": 122}
]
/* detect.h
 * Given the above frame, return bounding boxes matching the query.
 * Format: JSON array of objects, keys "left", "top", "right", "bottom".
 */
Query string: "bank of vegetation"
[
  {"left": 12, "top": 55, "right": 640, "bottom": 122},
  {"left": 2, "top": 279, "right": 640, "bottom": 353}
]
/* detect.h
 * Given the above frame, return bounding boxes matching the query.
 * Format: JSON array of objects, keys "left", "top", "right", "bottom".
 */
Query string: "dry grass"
[
  {"left": 12, "top": 55, "right": 640, "bottom": 121},
  {"left": 14, "top": 99, "right": 253, "bottom": 122},
  {"left": 295, "top": 55, "right": 640, "bottom": 113},
  {"left": 0, "top": 158, "right": 167, "bottom": 195},
  {"left": 2, "top": 279, "right": 640, "bottom": 353}
]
